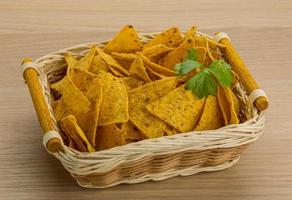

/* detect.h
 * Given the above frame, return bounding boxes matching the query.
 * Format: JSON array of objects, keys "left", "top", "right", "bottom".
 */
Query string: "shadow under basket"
[{"left": 22, "top": 31, "right": 268, "bottom": 188}]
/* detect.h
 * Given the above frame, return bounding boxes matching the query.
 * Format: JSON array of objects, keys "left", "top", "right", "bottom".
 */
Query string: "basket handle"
[
  {"left": 214, "top": 32, "right": 269, "bottom": 111},
  {"left": 22, "top": 58, "right": 63, "bottom": 153}
]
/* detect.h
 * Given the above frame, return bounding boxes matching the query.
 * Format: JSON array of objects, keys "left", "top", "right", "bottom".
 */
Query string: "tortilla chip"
[
  {"left": 53, "top": 100, "right": 70, "bottom": 121},
  {"left": 96, "top": 47, "right": 130, "bottom": 76},
  {"left": 60, "top": 115, "right": 95, "bottom": 152},
  {"left": 70, "top": 68, "right": 98, "bottom": 94},
  {"left": 196, "top": 47, "right": 207, "bottom": 64},
  {"left": 122, "top": 121, "right": 143, "bottom": 141},
  {"left": 204, "top": 50, "right": 221, "bottom": 66},
  {"left": 144, "top": 27, "right": 183, "bottom": 48},
  {"left": 129, "top": 57, "right": 152, "bottom": 82},
  {"left": 146, "top": 86, "right": 205, "bottom": 132},
  {"left": 217, "top": 87, "right": 240, "bottom": 125},
  {"left": 98, "top": 72, "right": 129, "bottom": 125},
  {"left": 141, "top": 44, "right": 173, "bottom": 62},
  {"left": 160, "top": 37, "right": 196, "bottom": 70},
  {"left": 122, "top": 77, "right": 145, "bottom": 92},
  {"left": 77, "top": 79, "right": 103, "bottom": 145},
  {"left": 195, "top": 95, "right": 224, "bottom": 131},
  {"left": 146, "top": 67, "right": 167, "bottom": 81},
  {"left": 95, "top": 124, "right": 125, "bottom": 150},
  {"left": 129, "top": 77, "right": 177, "bottom": 138},
  {"left": 61, "top": 77, "right": 91, "bottom": 115},
  {"left": 64, "top": 53, "right": 77, "bottom": 69},
  {"left": 138, "top": 53, "right": 176, "bottom": 76},
  {"left": 184, "top": 26, "right": 197, "bottom": 40},
  {"left": 104, "top": 25, "right": 143, "bottom": 53},
  {"left": 164, "top": 125, "right": 179, "bottom": 136},
  {"left": 111, "top": 52, "right": 136, "bottom": 70},
  {"left": 89, "top": 54, "right": 110, "bottom": 74},
  {"left": 74, "top": 45, "right": 96, "bottom": 71}
]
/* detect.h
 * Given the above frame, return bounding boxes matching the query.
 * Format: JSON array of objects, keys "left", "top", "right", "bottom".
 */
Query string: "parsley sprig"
[{"left": 175, "top": 48, "right": 232, "bottom": 99}]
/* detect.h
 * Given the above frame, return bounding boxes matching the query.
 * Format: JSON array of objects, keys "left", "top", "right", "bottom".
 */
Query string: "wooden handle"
[
  {"left": 22, "top": 58, "right": 63, "bottom": 153},
  {"left": 215, "top": 33, "right": 269, "bottom": 111}
]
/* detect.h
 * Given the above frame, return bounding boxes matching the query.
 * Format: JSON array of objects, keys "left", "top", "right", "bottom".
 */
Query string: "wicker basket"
[{"left": 22, "top": 31, "right": 268, "bottom": 188}]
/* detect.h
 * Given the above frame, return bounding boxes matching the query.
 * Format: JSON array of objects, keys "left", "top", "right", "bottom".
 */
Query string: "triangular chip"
[
  {"left": 74, "top": 45, "right": 96, "bottom": 71},
  {"left": 104, "top": 25, "right": 143, "bottom": 53},
  {"left": 138, "top": 53, "right": 176, "bottom": 76},
  {"left": 129, "top": 77, "right": 177, "bottom": 138},
  {"left": 146, "top": 67, "right": 167, "bottom": 81},
  {"left": 53, "top": 100, "right": 70, "bottom": 121},
  {"left": 111, "top": 52, "right": 136, "bottom": 70},
  {"left": 129, "top": 57, "right": 151, "bottom": 82},
  {"left": 64, "top": 53, "right": 78, "bottom": 69},
  {"left": 160, "top": 36, "right": 196, "bottom": 70},
  {"left": 141, "top": 44, "right": 173, "bottom": 62},
  {"left": 144, "top": 27, "right": 183, "bottom": 48},
  {"left": 184, "top": 26, "right": 197, "bottom": 40},
  {"left": 61, "top": 77, "right": 91, "bottom": 115},
  {"left": 122, "top": 77, "right": 145, "bottom": 92},
  {"left": 146, "top": 86, "right": 205, "bottom": 132},
  {"left": 217, "top": 87, "right": 240, "bottom": 125},
  {"left": 70, "top": 68, "right": 98, "bottom": 94},
  {"left": 95, "top": 124, "right": 125, "bottom": 150},
  {"left": 164, "top": 125, "right": 179, "bottom": 136},
  {"left": 122, "top": 121, "right": 143, "bottom": 141},
  {"left": 77, "top": 79, "right": 103, "bottom": 145},
  {"left": 98, "top": 72, "right": 129, "bottom": 125},
  {"left": 195, "top": 95, "right": 224, "bottom": 131},
  {"left": 89, "top": 54, "right": 110, "bottom": 74},
  {"left": 60, "top": 115, "right": 95, "bottom": 152},
  {"left": 96, "top": 47, "right": 130, "bottom": 76}
]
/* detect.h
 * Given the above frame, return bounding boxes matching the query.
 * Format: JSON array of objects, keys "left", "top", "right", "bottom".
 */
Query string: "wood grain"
[{"left": 0, "top": 0, "right": 292, "bottom": 199}]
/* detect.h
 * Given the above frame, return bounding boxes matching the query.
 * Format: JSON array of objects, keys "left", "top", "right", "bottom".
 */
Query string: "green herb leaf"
[
  {"left": 207, "top": 60, "right": 232, "bottom": 86},
  {"left": 187, "top": 48, "right": 198, "bottom": 60},
  {"left": 186, "top": 70, "right": 217, "bottom": 99},
  {"left": 175, "top": 60, "right": 202, "bottom": 75}
]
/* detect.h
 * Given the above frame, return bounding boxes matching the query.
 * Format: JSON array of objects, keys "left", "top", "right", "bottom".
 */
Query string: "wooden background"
[{"left": 1, "top": 0, "right": 292, "bottom": 199}]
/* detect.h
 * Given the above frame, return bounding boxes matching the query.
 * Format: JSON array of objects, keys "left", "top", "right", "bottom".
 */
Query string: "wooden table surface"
[{"left": 1, "top": 0, "right": 292, "bottom": 199}]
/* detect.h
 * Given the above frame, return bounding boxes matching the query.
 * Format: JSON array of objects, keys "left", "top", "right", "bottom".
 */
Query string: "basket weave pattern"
[{"left": 32, "top": 32, "right": 265, "bottom": 188}]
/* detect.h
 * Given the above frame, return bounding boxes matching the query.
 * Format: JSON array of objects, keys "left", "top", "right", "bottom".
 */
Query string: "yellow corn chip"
[
  {"left": 184, "top": 26, "right": 197, "bottom": 40},
  {"left": 70, "top": 68, "right": 98, "bottom": 94},
  {"left": 95, "top": 124, "right": 125, "bottom": 150},
  {"left": 60, "top": 115, "right": 95, "bottom": 152},
  {"left": 122, "top": 77, "right": 145, "bottom": 92},
  {"left": 98, "top": 72, "right": 129, "bottom": 125},
  {"left": 217, "top": 87, "right": 240, "bottom": 125},
  {"left": 141, "top": 44, "right": 173, "bottom": 62},
  {"left": 61, "top": 77, "right": 91, "bottom": 115},
  {"left": 146, "top": 67, "right": 167, "bottom": 81},
  {"left": 146, "top": 86, "right": 205, "bottom": 132},
  {"left": 138, "top": 53, "right": 176, "bottom": 76},
  {"left": 195, "top": 95, "right": 224, "bottom": 131},
  {"left": 111, "top": 52, "right": 136, "bottom": 70},
  {"left": 64, "top": 53, "right": 78, "bottom": 69},
  {"left": 74, "top": 45, "right": 96, "bottom": 71},
  {"left": 96, "top": 47, "right": 130, "bottom": 76},
  {"left": 164, "top": 125, "right": 179, "bottom": 136},
  {"left": 77, "top": 79, "right": 103, "bottom": 145},
  {"left": 129, "top": 57, "right": 152, "bottom": 82},
  {"left": 129, "top": 77, "right": 177, "bottom": 138},
  {"left": 53, "top": 100, "right": 70, "bottom": 121},
  {"left": 104, "top": 25, "right": 143, "bottom": 53},
  {"left": 144, "top": 27, "right": 183, "bottom": 48},
  {"left": 160, "top": 37, "right": 196, "bottom": 70},
  {"left": 122, "top": 121, "right": 143, "bottom": 141},
  {"left": 89, "top": 54, "right": 110, "bottom": 74},
  {"left": 196, "top": 47, "right": 207, "bottom": 64}
]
